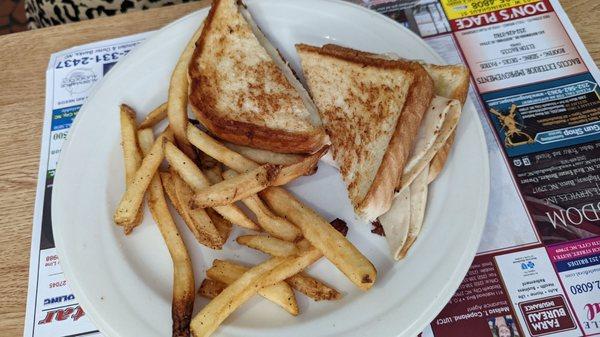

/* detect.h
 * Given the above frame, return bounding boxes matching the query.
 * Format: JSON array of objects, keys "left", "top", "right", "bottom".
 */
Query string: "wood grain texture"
[
  {"left": 0, "top": 1, "right": 209, "bottom": 335},
  {"left": 0, "top": 0, "right": 597, "bottom": 334}
]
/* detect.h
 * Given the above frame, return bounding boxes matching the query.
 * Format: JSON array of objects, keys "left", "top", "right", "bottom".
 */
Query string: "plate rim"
[{"left": 52, "top": 1, "right": 490, "bottom": 337}]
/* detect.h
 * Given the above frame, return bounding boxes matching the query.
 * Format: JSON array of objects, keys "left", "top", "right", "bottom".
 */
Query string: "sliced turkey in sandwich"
[{"left": 382, "top": 64, "right": 470, "bottom": 260}]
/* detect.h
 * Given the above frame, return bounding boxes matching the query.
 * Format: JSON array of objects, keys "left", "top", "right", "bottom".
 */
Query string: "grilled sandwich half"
[
  {"left": 188, "top": 0, "right": 326, "bottom": 154},
  {"left": 296, "top": 44, "right": 434, "bottom": 221}
]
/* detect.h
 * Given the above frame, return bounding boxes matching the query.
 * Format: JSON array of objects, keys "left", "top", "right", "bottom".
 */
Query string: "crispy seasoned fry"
[
  {"left": 162, "top": 126, "right": 176, "bottom": 143},
  {"left": 197, "top": 279, "right": 227, "bottom": 299},
  {"left": 259, "top": 240, "right": 324, "bottom": 289},
  {"left": 207, "top": 260, "right": 298, "bottom": 315},
  {"left": 199, "top": 266, "right": 339, "bottom": 302},
  {"left": 261, "top": 188, "right": 376, "bottom": 290},
  {"left": 238, "top": 232, "right": 342, "bottom": 301},
  {"left": 187, "top": 124, "right": 327, "bottom": 185},
  {"left": 161, "top": 172, "right": 184, "bottom": 213},
  {"left": 164, "top": 141, "right": 259, "bottom": 230},
  {"left": 191, "top": 241, "right": 331, "bottom": 336},
  {"left": 163, "top": 171, "right": 231, "bottom": 245},
  {"left": 120, "top": 105, "right": 144, "bottom": 184},
  {"left": 119, "top": 104, "right": 144, "bottom": 232},
  {"left": 165, "top": 141, "right": 212, "bottom": 186},
  {"left": 139, "top": 102, "right": 168, "bottom": 129},
  {"left": 203, "top": 166, "right": 237, "bottom": 239},
  {"left": 286, "top": 273, "right": 341, "bottom": 301},
  {"left": 114, "top": 134, "right": 166, "bottom": 226},
  {"left": 187, "top": 123, "right": 259, "bottom": 172},
  {"left": 187, "top": 123, "right": 377, "bottom": 290},
  {"left": 190, "top": 257, "right": 286, "bottom": 336},
  {"left": 236, "top": 235, "right": 299, "bottom": 257},
  {"left": 224, "top": 142, "right": 304, "bottom": 165},
  {"left": 139, "top": 129, "right": 194, "bottom": 337},
  {"left": 167, "top": 24, "right": 204, "bottom": 159},
  {"left": 191, "top": 164, "right": 282, "bottom": 208},
  {"left": 172, "top": 172, "right": 224, "bottom": 249},
  {"left": 223, "top": 170, "right": 301, "bottom": 241},
  {"left": 271, "top": 146, "right": 328, "bottom": 185},
  {"left": 205, "top": 208, "right": 232, "bottom": 243}
]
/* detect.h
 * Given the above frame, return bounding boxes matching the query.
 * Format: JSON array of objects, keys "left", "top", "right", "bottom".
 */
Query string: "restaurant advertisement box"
[{"left": 23, "top": 0, "right": 600, "bottom": 336}]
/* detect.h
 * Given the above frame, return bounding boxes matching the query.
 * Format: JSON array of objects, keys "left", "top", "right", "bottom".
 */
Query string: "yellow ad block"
[{"left": 441, "top": 0, "right": 541, "bottom": 20}]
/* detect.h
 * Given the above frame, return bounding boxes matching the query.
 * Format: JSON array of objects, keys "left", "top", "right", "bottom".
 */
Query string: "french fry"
[
  {"left": 191, "top": 242, "right": 330, "bottom": 336},
  {"left": 161, "top": 172, "right": 184, "bottom": 212},
  {"left": 163, "top": 172, "right": 231, "bottom": 246},
  {"left": 198, "top": 275, "right": 337, "bottom": 302},
  {"left": 270, "top": 146, "right": 328, "bottom": 185},
  {"left": 236, "top": 235, "right": 299, "bottom": 257},
  {"left": 190, "top": 164, "right": 282, "bottom": 208},
  {"left": 187, "top": 123, "right": 377, "bottom": 290},
  {"left": 286, "top": 273, "right": 341, "bottom": 301},
  {"left": 114, "top": 134, "right": 166, "bottom": 226},
  {"left": 238, "top": 233, "right": 341, "bottom": 301},
  {"left": 139, "top": 102, "right": 168, "bottom": 129},
  {"left": 172, "top": 172, "right": 225, "bottom": 249},
  {"left": 198, "top": 279, "right": 227, "bottom": 299},
  {"left": 259, "top": 240, "right": 324, "bottom": 289},
  {"left": 164, "top": 141, "right": 259, "bottom": 230},
  {"left": 199, "top": 167, "right": 233, "bottom": 241},
  {"left": 207, "top": 260, "right": 298, "bottom": 315},
  {"left": 190, "top": 257, "right": 287, "bottom": 337},
  {"left": 261, "top": 188, "right": 376, "bottom": 290},
  {"left": 224, "top": 142, "right": 305, "bottom": 165},
  {"left": 205, "top": 208, "right": 232, "bottom": 243},
  {"left": 138, "top": 128, "right": 194, "bottom": 337},
  {"left": 162, "top": 126, "right": 176, "bottom": 143},
  {"left": 223, "top": 170, "right": 301, "bottom": 241},
  {"left": 187, "top": 123, "right": 259, "bottom": 172},
  {"left": 187, "top": 124, "right": 326, "bottom": 184},
  {"left": 167, "top": 24, "right": 204, "bottom": 159},
  {"left": 119, "top": 104, "right": 144, "bottom": 232}
]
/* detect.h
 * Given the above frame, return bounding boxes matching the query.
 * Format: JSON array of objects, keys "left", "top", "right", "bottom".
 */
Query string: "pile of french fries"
[
  {"left": 114, "top": 21, "right": 377, "bottom": 337},
  {"left": 112, "top": 23, "right": 376, "bottom": 337}
]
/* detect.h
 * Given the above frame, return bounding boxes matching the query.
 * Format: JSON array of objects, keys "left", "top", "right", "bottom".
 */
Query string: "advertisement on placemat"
[
  {"left": 23, "top": 33, "right": 151, "bottom": 337},
  {"left": 23, "top": 0, "right": 600, "bottom": 336}
]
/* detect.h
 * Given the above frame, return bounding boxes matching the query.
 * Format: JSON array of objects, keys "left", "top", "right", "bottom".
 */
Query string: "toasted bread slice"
[
  {"left": 424, "top": 64, "right": 470, "bottom": 182},
  {"left": 297, "top": 44, "right": 434, "bottom": 220},
  {"left": 188, "top": 0, "right": 326, "bottom": 154},
  {"left": 422, "top": 64, "right": 470, "bottom": 104}
]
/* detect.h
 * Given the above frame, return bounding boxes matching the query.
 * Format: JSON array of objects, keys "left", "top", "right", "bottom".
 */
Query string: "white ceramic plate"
[{"left": 52, "top": 1, "right": 490, "bottom": 336}]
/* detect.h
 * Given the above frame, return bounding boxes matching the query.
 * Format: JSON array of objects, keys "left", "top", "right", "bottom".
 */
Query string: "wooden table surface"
[{"left": 0, "top": 0, "right": 598, "bottom": 335}]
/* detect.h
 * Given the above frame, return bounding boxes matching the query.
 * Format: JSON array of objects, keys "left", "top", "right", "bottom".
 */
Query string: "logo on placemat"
[
  {"left": 61, "top": 68, "right": 98, "bottom": 95},
  {"left": 518, "top": 295, "right": 577, "bottom": 336},
  {"left": 38, "top": 304, "right": 86, "bottom": 325}
]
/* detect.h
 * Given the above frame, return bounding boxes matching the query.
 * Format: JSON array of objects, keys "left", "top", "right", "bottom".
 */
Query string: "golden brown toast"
[
  {"left": 297, "top": 43, "right": 434, "bottom": 220},
  {"left": 188, "top": 0, "right": 326, "bottom": 154}
]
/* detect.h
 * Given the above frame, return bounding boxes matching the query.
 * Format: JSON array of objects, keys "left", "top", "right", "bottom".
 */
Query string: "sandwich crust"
[{"left": 188, "top": 0, "right": 326, "bottom": 154}]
